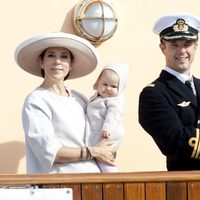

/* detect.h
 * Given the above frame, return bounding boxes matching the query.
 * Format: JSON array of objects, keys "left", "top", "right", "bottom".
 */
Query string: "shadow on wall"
[
  {"left": 60, "top": 6, "right": 76, "bottom": 33},
  {"left": 0, "top": 141, "right": 25, "bottom": 174}
]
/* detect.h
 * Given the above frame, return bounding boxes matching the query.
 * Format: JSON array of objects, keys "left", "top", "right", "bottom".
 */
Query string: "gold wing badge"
[{"left": 177, "top": 101, "right": 191, "bottom": 107}]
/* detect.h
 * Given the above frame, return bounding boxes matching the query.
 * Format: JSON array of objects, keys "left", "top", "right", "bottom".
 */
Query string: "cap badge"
[{"left": 173, "top": 19, "right": 189, "bottom": 32}]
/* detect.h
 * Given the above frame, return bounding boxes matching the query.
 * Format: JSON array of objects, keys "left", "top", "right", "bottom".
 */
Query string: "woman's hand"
[
  {"left": 101, "top": 130, "right": 110, "bottom": 139},
  {"left": 89, "top": 139, "right": 116, "bottom": 166}
]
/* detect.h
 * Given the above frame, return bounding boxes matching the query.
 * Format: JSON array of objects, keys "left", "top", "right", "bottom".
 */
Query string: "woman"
[{"left": 15, "top": 32, "right": 115, "bottom": 174}]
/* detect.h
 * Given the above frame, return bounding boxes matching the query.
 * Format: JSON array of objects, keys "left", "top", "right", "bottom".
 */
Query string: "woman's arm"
[{"left": 55, "top": 139, "right": 116, "bottom": 166}]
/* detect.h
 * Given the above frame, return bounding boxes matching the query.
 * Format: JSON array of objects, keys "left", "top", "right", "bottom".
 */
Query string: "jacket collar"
[{"left": 159, "top": 70, "right": 198, "bottom": 107}]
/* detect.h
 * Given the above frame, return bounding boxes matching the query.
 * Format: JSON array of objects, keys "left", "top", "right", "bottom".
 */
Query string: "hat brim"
[
  {"left": 161, "top": 32, "right": 198, "bottom": 41},
  {"left": 15, "top": 32, "right": 100, "bottom": 79}
]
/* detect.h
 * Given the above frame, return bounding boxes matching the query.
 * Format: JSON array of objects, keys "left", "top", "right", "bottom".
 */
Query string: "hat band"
[
  {"left": 159, "top": 25, "right": 198, "bottom": 40},
  {"left": 160, "top": 25, "right": 198, "bottom": 36},
  {"left": 161, "top": 34, "right": 198, "bottom": 41}
]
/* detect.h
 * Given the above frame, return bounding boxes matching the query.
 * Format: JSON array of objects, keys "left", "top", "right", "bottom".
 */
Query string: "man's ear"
[
  {"left": 195, "top": 41, "right": 198, "bottom": 49},
  {"left": 159, "top": 42, "right": 166, "bottom": 54}
]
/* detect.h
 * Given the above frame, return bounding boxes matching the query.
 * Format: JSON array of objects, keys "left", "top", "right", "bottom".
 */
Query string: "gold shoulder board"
[{"left": 145, "top": 83, "right": 155, "bottom": 88}]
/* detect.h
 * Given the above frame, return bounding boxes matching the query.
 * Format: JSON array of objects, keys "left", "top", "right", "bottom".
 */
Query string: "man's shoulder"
[
  {"left": 193, "top": 76, "right": 200, "bottom": 82},
  {"left": 143, "top": 83, "right": 156, "bottom": 88},
  {"left": 142, "top": 79, "right": 165, "bottom": 91}
]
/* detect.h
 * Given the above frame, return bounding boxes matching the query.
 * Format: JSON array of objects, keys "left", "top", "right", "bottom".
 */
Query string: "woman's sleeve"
[{"left": 22, "top": 96, "right": 62, "bottom": 172}]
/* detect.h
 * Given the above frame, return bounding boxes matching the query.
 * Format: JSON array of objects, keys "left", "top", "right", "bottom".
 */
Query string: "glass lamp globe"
[{"left": 73, "top": 0, "right": 118, "bottom": 45}]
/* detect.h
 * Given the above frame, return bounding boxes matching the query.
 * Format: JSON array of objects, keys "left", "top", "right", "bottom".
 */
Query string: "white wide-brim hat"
[{"left": 15, "top": 32, "right": 100, "bottom": 79}]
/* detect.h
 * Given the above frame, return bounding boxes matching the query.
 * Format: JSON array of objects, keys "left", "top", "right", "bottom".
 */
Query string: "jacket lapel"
[
  {"left": 159, "top": 70, "right": 198, "bottom": 108},
  {"left": 194, "top": 76, "right": 200, "bottom": 105},
  {"left": 194, "top": 77, "right": 200, "bottom": 97}
]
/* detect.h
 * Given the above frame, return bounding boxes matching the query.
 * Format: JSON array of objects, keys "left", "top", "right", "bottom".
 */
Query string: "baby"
[{"left": 86, "top": 63, "right": 130, "bottom": 172}]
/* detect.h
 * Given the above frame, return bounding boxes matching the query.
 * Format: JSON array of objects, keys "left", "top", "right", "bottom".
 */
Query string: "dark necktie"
[{"left": 185, "top": 80, "right": 196, "bottom": 96}]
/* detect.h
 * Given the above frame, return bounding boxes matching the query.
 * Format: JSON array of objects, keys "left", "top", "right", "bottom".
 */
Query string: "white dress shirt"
[{"left": 164, "top": 66, "right": 196, "bottom": 95}]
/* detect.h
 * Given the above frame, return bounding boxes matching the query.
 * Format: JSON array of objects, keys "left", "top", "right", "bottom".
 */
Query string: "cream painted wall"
[{"left": 1, "top": 0, "right": 200, "bottom": 174}]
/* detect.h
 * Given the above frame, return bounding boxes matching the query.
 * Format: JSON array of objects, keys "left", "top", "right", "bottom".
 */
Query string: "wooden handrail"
[
  {"left": 1, "top": 171, "right": 200, "bottom": 199},
  {"left": 0, "top": 171, "right": 200, "bottom": 186}
]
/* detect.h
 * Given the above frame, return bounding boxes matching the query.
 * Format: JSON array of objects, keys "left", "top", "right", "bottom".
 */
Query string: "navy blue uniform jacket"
[{"left": 139, "top": 70, "right": 200, "bottom": 170}]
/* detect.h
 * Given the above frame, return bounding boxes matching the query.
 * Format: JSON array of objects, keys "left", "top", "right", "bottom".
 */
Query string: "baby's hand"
[{"left": 101, "top": 131, "right": 110, "bottom": 139}]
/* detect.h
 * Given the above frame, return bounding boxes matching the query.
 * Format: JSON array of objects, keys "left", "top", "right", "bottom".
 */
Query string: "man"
[{"left": 139, "top": 13, "right": 200, "bottom": 170}]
